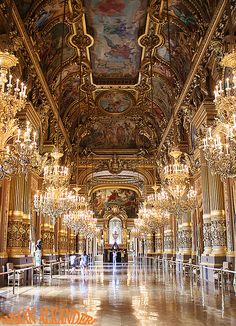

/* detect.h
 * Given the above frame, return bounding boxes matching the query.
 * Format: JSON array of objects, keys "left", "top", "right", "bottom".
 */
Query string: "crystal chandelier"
[
  {"left": 63, "top": 206, "right": 97, "bottom": 238},
  {"left": 43, "top": 149, "right": 70, "bottom": 190},
  {"left": 202, "top": 50, "right": 236, "bottom": 179},
  {"left": 0, "top": 121, "right": 40, "bottom": 178},
  {"left": 161, "top": 148, "right": 189, "bottom": 200},
  {"left": 34, "top": 187, "right": 73, "bottom": 223},
  {"left": 0, "top": 51, "right": 27, "bottom": 150}
]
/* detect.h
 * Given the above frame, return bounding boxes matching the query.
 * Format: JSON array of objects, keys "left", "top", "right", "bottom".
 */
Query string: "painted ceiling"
[
  {"left": 14, "top": 0, "right": 218, "bottom": 152},
  {"left": 84, "top": 0, "right": 148, "bottom": 85}
]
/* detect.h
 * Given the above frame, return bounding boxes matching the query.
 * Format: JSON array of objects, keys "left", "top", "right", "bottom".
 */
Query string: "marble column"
[
  {"left": 223, "top": 179, "right": 235, "bottom": 266},
  {"left": 0, "top": 178, "right": 10, "bottom": 267},
  {"left": 180, "top": 213, "right": 192, "bottom": 262},
  {"left": 155, "top": 228, "right": 163, "bottom": 256},
  {"left": 208, "top": 172, "right": 226, "bottom": 265},
  {"left": 41, "top": 214, "right": 54, "bottom": 260},
  {"left": 163, "top": 217, "right": 174, "bottom": 259},
  {"left": 77, "top": 234, "right": 86, "bottom": 254},
  {"left": 146, "top": 233, "right": 154, "bottom": 254},
  {"left": 7, "top": 175, "right": 33, "bottom": 266},
  {"left": 200, "top": 152, "right": 212, "bottom": 262},
  {"left": 69, "top": 229, "right": 76, "bottom": 254},
  {"left": 58, "top": 219, "right": 68, "bottom": 258}
]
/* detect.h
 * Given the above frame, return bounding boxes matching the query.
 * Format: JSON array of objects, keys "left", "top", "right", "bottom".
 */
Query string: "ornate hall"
[{"left": 0, "top": 0, "right": 236, "bottom": 325}]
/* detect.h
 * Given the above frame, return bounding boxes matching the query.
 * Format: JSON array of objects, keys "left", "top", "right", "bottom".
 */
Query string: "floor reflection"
[{"left": 0, "top": 263, "right": 235, "bottom": 325}]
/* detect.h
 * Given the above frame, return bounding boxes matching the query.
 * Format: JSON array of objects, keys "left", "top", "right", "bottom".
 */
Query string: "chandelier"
[
  {"left": 0, "top": 51, "right": 27, "bottom": 149},
  {"left": 161, "top": 148, "right": 189, "bottom": 199},
  {"left": 0, "top": 121, "right": 40, "bottom": 178},
  {"left": 63, "top": 206, "right": 97, "bottom": 238},
  {"left": 43, "top": 149, "right": 70, "bottom": 190},
  {"left": 34, "top": 187, "right": 73, "bottom": 223},
  {"left": 202, "top": 50, "right": 236, "bottom": 179}
]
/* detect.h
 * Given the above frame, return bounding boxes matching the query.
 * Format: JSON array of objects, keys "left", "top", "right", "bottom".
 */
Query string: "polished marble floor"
[{"left": 0, "top": 263, "right": 236, "bottom": 325}]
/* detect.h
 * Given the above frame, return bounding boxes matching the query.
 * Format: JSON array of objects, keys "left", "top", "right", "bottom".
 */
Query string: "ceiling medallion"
[{"left": 96, "top": 90, "right": 134, "bottom": 115}]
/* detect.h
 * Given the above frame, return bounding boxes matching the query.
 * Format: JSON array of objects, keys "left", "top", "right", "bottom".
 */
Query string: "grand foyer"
[{"left": 0, "top": 0, "right": 236, "bottom": 325}]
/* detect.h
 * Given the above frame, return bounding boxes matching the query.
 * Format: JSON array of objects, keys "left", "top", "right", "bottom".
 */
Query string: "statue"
[{"left": 35, "top": 239, "right": 42, "bottom": 266}]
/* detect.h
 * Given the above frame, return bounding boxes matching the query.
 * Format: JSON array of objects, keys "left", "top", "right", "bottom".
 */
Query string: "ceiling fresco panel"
[
  {"left": 79, "top": 117, "right": 153, "bottom": 150},
  {"left": 84, "top": 0, "right": 148, "bottom": 84}
]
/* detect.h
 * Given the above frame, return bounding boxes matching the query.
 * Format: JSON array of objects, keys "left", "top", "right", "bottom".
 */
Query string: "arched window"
[{"left": 109, "top": 217, "right": 122, "bottom": 244}]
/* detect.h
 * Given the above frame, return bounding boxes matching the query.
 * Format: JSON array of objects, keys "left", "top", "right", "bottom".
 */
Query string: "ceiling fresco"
[
  {"left": 14, "top": 0, "right": 216, "bottom": 153},
  {"left": 92, "top": 188, "right": 139, "bottom": 218},
  {"left": 79, "top": 117, "right": 154, "bottom": 150},
  {"left": 84, "top": 0, "right": 148, "bottom": 84},
  {"left": 96, "top": 90, "right": 134, "bottom": 114}
]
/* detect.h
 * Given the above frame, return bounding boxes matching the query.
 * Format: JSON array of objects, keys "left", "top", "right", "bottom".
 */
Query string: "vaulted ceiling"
[{"left": 13, "top": 0, "right": 218, "bottom": 157}]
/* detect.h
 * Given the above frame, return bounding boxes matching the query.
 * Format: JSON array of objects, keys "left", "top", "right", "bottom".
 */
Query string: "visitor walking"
[{"left": 80, "top": 251, "right": 88, "bottom": 275}]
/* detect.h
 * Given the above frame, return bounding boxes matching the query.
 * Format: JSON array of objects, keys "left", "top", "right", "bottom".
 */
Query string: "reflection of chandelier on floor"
[{"left": 202, "top": 50, "right": 236, "bottom": 179}]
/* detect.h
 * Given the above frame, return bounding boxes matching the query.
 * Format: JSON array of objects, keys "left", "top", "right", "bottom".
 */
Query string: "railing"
[{"left": 0, "top": 265, "right": 44, "bottom": 294}]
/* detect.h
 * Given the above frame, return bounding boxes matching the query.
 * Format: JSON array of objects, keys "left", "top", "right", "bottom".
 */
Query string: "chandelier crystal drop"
[{"left": 202, "top": 50, "right": 236, "bottom": 179}]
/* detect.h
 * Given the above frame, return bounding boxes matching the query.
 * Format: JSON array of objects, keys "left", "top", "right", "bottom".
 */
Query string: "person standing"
[{"left": 80, "top": 251, "right": 88, "bottom": 275}]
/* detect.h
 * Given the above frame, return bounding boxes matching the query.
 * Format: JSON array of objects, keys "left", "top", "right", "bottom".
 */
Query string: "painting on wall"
[
  {"left": 80, "top": 117, "right": 152, "bottom": 149},
  {"left": 92, "top": 188, "right": 139, "bottom": 218},
  {"left": 97, "top": 90, "right": 134, "bottom": 114},
  {"left": 84, "top": 0, "right": 148, "bottom": 84}
]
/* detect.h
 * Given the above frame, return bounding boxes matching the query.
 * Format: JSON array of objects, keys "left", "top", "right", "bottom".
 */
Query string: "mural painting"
[
  {"left": 34, "top": 0, "right": 65, "bottom": 32},
  {"left": 92, "top": 188, "right": 139, "bottom": 218},
  {"left": 168, "top": 0, "right": 197, "bottom": 31},
  {"left": 80, "top": 117, "right": 152, "bottom": 149},
  {"left": 40, "top": 23, "right": 75, "bottom": 77},
  {"left": 59, "top": 75, "right": 84, "bottom": 115},
  {"left": 152, "top": 77, "right": 173, "bottom": 119},
  {"left": 97, "top": 90, "right": 134, "bottom": 114},
  {"left": 84, "top": 0, "right": 148, "bottom": 83}
]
